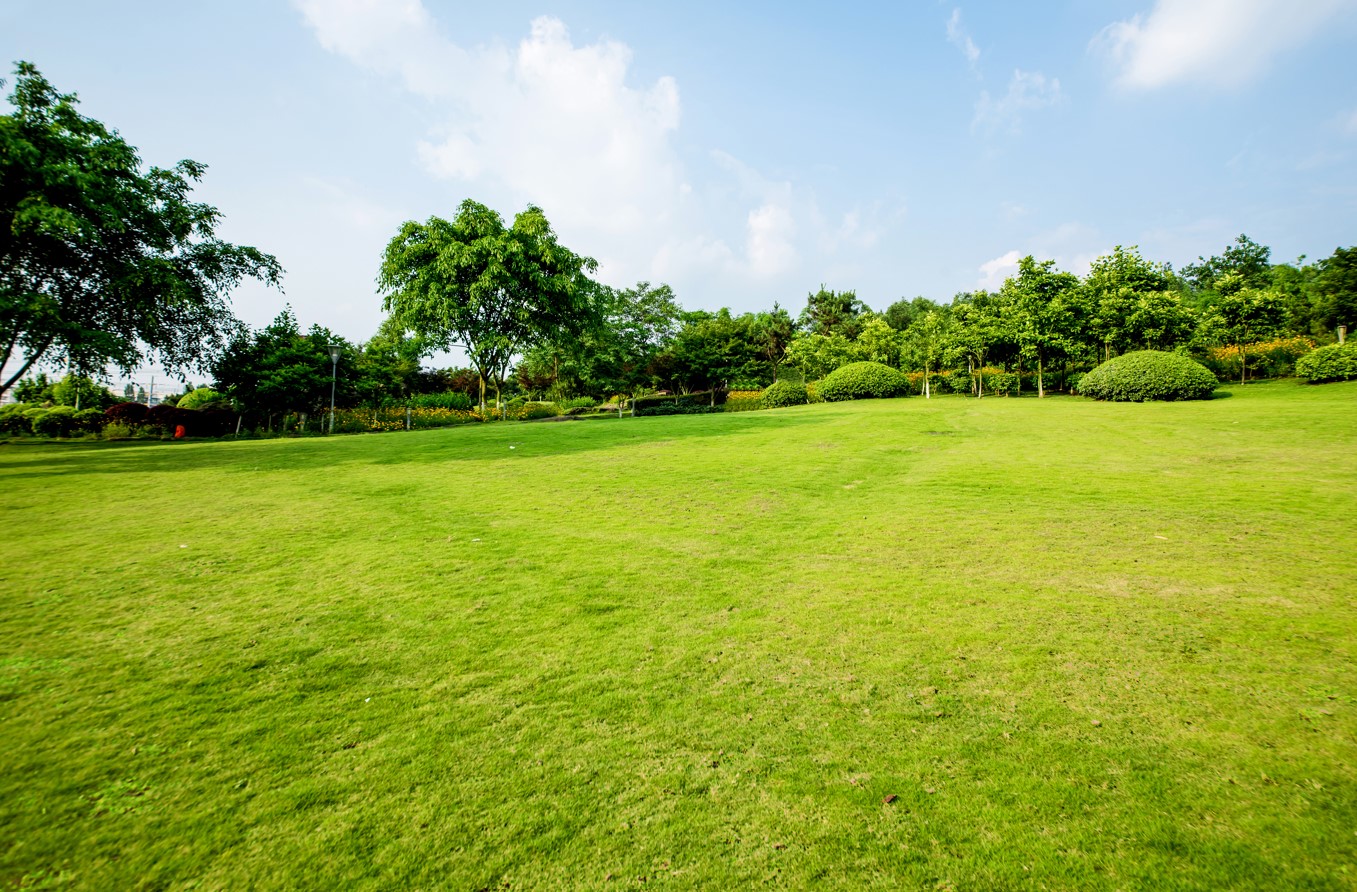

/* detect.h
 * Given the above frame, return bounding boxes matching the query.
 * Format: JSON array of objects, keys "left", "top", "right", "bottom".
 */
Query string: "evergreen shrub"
[
  {"left": 819, "top": 362, "right": 909, "bottom": 402},
  {"left": 1295, "top": 342, "right": 1357, "bottom": 383},
  {"left": 760, "top": 380, "right": 808, "bottom": 409},
  {"left": 1078, "top": 350, "right": 1217, "bottom": 402}
]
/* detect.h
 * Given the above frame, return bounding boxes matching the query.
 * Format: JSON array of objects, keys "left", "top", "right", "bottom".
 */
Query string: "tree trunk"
[
  {"left": 478, "top": 375, "right": 487, "bottom": 414},
  {"left": 923, "top": 361, "right": 930, "bottom": 398},
  {"left": 1037, "top": 354, "right": 1045, "bottom": 399},
  {"left": 1240, "top": 344, "right": 1247, "bottom": 385}
]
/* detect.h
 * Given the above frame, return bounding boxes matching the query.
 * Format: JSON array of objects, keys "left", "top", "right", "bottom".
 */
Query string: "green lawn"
[{"left": 2, "top": 380, "right": 1355, "bottom": 890}]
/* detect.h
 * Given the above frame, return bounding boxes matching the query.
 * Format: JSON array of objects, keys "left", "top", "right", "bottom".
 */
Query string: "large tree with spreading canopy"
[
  {"left": 377, "top": 199, "right": 598, "bottom": 412},
  {"left": 0, "top": 62, "right": 281, "bottom": 399}
]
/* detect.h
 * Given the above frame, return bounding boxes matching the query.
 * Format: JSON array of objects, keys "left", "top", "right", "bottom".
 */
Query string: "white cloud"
[
  {"left": 946, "top": 9, "right": 980, "bottom": 67},
  {"left": 973, "top": 69, "right": 1063, "bottom": 135},
  {"left": 977, "top": 250, "right": 1021, "bottom": 289},
  {"left": 1341, "top": 108, "right": 1357, "bottom": 136},
  {"left": 296, "top": 1, "right": 852, "bottom": 301},
  {"left": 1092, "top": 0, "right": 1353, "bottom": 91}
]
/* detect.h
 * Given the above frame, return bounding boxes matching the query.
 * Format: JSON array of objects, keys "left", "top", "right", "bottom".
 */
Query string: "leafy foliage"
[
  {"left": 30, "top": 405, "right": 76, "bottom": 437},
  {"left": 378, "top": 199, "right": 598, "bottom": 410},
  {"left": 0, "top": 63, "right": 281, "bottom": 399},
  {"left": 1078, "top": 350, "right": 1218, "bottom": 402},
  {"left": 760, "top": 380, "right": 809, "bottom": 409},
  {"left": 819, "top": 361, "right": 909, "bottom": 402},
  {"left": 1295, "top": 342, "right": 1357, "bottom": 383}
]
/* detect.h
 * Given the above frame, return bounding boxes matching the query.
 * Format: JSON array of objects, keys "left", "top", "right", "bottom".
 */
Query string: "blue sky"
[{"left": 4, "top": 0, "right": 1356, "bottom": 358}]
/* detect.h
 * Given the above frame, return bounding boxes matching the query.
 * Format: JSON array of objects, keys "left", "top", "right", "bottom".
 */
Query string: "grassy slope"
[{"left": 1, "top": 380, "right": 1354, "bottom": 890}]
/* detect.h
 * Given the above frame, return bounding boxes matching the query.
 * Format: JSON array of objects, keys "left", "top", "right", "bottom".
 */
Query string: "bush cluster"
[
  {"left": 559, "top": 396, "right": 598, "bottom": 410},
  {"left": 1295, "top": 342, "right": 1357, "bottom": 383},
  {"left": 634, "top": 405, "right": 719, "bottom": 417},
  {"left": 760, "top": 380, "right": 808, "bottom": 409},
  {"left": 1078, "top": 350, "right": 1217, "bottom": 402},
  {"left": 632, "top": 390, "right": 726, "bottom": 412},
  {"left": 722, "top": 390, "right": 764, "bottom": 412},
  {"left": 520, "top": 402, "right": 561, "bottom": 420},
  {"left": 818, "top": 362, "right": 909, "bottom": 402},
  {"left": 408, "top": 391, "right": 475, "bottom": 410},
  {"left": 0, "top": 403, "right": 108, "bottom": 437}
]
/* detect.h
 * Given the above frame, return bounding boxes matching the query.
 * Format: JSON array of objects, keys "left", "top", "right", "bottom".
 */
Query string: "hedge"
[
  {"left": 632, "top": 390, "right": 727, "bottom": 412},
  {"left": 1078, "top": 350, "right": 1217, "bottom": 402}
]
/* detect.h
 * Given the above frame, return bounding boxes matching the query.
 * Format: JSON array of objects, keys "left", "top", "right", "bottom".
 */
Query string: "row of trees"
[{"left": 3, "top": 62, "right": 1354, "bottom": 421}]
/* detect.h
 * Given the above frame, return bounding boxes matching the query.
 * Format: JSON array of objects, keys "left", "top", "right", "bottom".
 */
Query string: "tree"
[
  {"left": 1002, "top": 256, "right": 1079, "bottom": 397},
  {"left": 750, "top": 304, "right": 798, "bottom": 380},
  {"left": 0, "top": 62, "right": 281, "bottom": 400},
  {"left": 1182, "top": 234, "right": 1272, "bottom": 294},
  {"left": 945, "top": 291, "right": 1007, "bottom": 396},
  {"left": 854, "top": 316, "right": 906, "bottom": 368},
  {"left": 1313, "top": 246, "right": 1357, "bottom": 336},
  {"left": 378, "top": 200, "right": 598, "bottom": 412},
  {"left": 783, "top": 332, "right": 857, "bottom": 381},
  {"left": 1203, "top": 287, "right": 1287, "bottom": 384},
  {"left": 51, "top": 373, "right": 114, "bottom": 410},
  {"left": 799, "top": 287, "right": 869, "bottom": 339},
  {"left": 1082, "top": 246, "right": 1183, "bottom": 360},
  {"left": 883, "top": 296, "right": 938, "bottom": 332},
  {"left": 211, "top": 308, "right": 351, "bottom": 425},
  {"left": 902, "top": 309, "right": 951, "bottom": 397},
  {"left": 351, "top": 318, "right": 434, "bottom": 406}
]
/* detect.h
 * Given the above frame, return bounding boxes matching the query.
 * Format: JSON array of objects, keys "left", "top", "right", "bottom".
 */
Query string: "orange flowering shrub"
[{"left": 1204, "top": 336, "right": 1314, "bottom": 380}]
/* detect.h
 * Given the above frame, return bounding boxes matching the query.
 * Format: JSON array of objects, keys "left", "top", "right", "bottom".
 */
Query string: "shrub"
[
  {"left": 634, "top": 404, "right": 719, "bottom": 417},
  {"left": 1078, "top": 350, "right": 1218, "bottom": 402},
  {"left": 1295, "top": 342, "right": 1357, "bottom": 383},
  {"left": 943, "top": 369, "right": 974, "bottom": 394},
  {"left": 31, "top": 406, "right": 78, "bottom": 437},
  {"left": 819, "top": 362, "right": 909, "bottom": 402},
  {"left": 74, "top": 408, "right": 107, "bottom": 434},
  {"left": 1067, "top": 372, "right": 1085, "bottom": 394},
  {"left": 760, "top": 380, "right": 808, "bottom": 409},
  {"left": 983, "top": 369, "right": 1018, "bottom": 396},
  {"left": 559, "top": 396, "right": 598, "bottom": 410},
  {"left": 632, "top": 390, "right": 727, "bottom": 412},
  {"left": 723, "top": 390, "right": 764, "bottom": 412},
  {"left": 520, "top": 402, "right": 561, "bottom": 420},
  {"left": 0, "top": 403, "right": 35, "bottom": 435},
  {"left": 806, "top": 381, "right": 823, "bottom": 403},
  {"left": 22, "top": 406, "right": 49, "bottom": 433},
  {"left": 103, "top": 421, "right": 134, "bottom": 439},
  {"left": 106, "top": 402, "right": 150, "bottom": 426},
  {"left": 409, "top": 391, "right": 473, "bottom": 410}
]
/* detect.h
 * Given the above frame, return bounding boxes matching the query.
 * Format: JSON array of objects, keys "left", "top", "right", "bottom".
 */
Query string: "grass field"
[{"left": 2, "top": 380, "right": 1355, "bottom": 890}]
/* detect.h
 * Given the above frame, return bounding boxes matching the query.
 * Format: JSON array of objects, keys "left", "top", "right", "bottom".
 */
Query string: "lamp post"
[{"left": 327, "top": 344, "right": 342, "bottom": 434}]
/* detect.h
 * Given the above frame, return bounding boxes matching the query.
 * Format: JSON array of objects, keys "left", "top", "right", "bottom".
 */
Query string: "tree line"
[{"left": 3, "top": 62, "right": 1354, "bottom": 421}]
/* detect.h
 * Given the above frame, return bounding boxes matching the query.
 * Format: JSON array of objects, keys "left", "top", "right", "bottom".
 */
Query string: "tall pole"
[{"left": 328, "top": 345, "right": 341, "bottom": 434}]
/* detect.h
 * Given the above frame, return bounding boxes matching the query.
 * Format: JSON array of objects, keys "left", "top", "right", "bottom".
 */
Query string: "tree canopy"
[
  {"left": 377, "top": 200, "right": 598, "bottom": 410},
  {"left": 0, "top": 62, "right": 281, "bottom": 399}
]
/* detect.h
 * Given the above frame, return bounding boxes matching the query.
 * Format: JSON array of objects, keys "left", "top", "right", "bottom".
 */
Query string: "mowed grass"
[{"left": 1, "top": 380, "right": 1355, "bottom": 891}]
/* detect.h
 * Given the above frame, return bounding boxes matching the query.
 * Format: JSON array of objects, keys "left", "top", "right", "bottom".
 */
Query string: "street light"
[{"left": 327, "top": 344, "right": 342, "bottom": 434}]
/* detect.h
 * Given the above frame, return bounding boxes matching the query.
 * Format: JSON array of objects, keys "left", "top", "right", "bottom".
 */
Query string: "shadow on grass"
[{"left": 0, "top": 409, "right": 833, "bottom": 481}]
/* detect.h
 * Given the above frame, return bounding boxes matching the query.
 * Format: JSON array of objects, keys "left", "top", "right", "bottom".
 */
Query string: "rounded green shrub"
[
  {"left": 1295, "top": 342, "right": 1357, "bottom": 383},
  {"left": 0, "top": 403, "right": 35, "bottom": 435},
  {"left": 1078, "top": 350, "right": 1217, "bottom": 402},
  {"left": 760, "top": 380, "right": 808, "bottom": 409},
  {"left": 818, "top": 362, "right": 909, "bottom": 402},
  {"left": 177, "top": 387, "right": 231, "bottom": 410},
  {"left": 74, "top": 408, "right": 107, "bottom": 434},
  {"left": 31, "top": 405, "right": 78, "bottom": 437}
]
